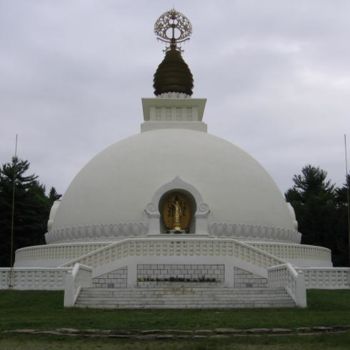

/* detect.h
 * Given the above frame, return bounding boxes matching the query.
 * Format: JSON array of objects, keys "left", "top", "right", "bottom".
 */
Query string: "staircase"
[{"left": 75, "top": 286, "right": 295, "bottom": 309}]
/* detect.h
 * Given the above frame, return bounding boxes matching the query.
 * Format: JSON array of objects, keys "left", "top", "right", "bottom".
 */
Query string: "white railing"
[
  {"left": 64, "top": 263, "right": 92, "bottom": 307},
  {"left": 248, "top": 242, "right": 331, "bottom": 263},
  {"left": 62, "top": 238, "right": 284, "bottom": 271},
  {"left": 15, "top": 242, "right": 109, "bottom": 266},
  {"left": 268, "top": 263, "right": 306, "bottom": 308},
  {"left": 0, "top": 268, "right": 70, "bottom": 290},
  {"left": 299, "top": 267, "right": 350, "bottom": 289}
]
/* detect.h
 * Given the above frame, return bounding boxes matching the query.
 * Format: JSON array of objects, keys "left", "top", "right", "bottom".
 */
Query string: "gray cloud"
[{"left": 1, "top": 0, "right": 349, "bottom": 195}]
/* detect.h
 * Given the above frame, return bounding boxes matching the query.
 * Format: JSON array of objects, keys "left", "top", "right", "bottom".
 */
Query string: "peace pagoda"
[{"left": 3, "top": 10, "right": 348, "bottom": 308}]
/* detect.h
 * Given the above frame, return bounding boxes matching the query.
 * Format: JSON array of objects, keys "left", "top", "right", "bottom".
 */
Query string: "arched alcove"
[
  {"left": 159, "top": 189, "right": 196, "bottom": 233},
  {"left": 144, "top": 176, "right": 210, "bottom": 234}
]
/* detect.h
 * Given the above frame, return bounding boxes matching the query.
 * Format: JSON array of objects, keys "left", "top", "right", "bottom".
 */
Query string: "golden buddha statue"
[
  {"left": 161, "top": 192, "right": 192, "bottom": 233},
  {"left": 171, "top": 199, "right": 183, "bottom": 231}
]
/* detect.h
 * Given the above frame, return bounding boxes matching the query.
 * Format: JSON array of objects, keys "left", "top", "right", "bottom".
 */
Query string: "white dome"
[{"left": 48, "top": 128, "right": 299, "bottom": 244}]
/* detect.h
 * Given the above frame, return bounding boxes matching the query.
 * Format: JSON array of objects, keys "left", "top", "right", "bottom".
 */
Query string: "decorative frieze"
[
  {"left": 209, "top": 222, "right": 301, "bottom": 243},
  {"left": 45, "top": 223, "right": 148, "bottom": 244},
  {"left": 157, "top": 92, "right": 191, "bottom": 99},
  {"left": 150, "top": 106, "right": 197, "bottom": 122}
]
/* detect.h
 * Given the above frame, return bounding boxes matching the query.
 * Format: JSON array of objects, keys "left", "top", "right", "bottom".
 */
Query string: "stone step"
[
  {"left": 78, "top": 294, "right": 292, "bottom": 300},
  {"left": 79, "top": 292, "right": 288, "bottom": 297},
  {"left": 79, "top": 300, "right": 293, "bottom": 304},
  {"left": 76, "top": 297, "right": 294, "bottom": 304},
  {"left": 79, "top": 287, "right": 286, "bottom": 294},
  {"left": 78, "top": 295, "right": 291, "bottom": 300},
  {"left": 78, "top": 300, "right": 292, "bottom": 305},
  {"left": 75, "top": 302, "right": 295, "bottom": 309},
  {"left": 78, "top": 289, "right": 289, "bottom": 298},
  {"left": 76, "top": 304, "right": 295, "bottom": 309},
  {"left": 79, "top": 295, "right": 289, "bottom": 302},
  {"left": 75, "top": 286, "right": 295, "bottom": 309},
  {"left": 79, "top": 294, "right": 289, "bottom": 300}
]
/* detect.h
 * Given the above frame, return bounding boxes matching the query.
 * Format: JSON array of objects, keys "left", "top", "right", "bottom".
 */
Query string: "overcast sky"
[{"left": 1, "top": 0, "right": 349, "bottom": 195}]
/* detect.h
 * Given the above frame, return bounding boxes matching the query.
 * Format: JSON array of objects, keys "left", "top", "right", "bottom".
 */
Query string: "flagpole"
[
  {"left": 8, "top": 134, "right": 18, "bottom": 288},
  {"left": 344, "top": 134, "right": 350, "bottom": 266}
]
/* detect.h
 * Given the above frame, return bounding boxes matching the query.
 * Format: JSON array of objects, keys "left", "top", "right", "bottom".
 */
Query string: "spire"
[{"left": 153, "top": 9, "right": 194, "bottom": 96}]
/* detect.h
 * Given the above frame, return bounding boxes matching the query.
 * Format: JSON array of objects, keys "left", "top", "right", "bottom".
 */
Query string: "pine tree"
[
  {"left": 334, "top": 174, "right": 350, "bottom": 266},
  {"left": 0, "top": 157, "right": 58, "bottom": 266},
  {"left": 285, "top": 165, "right": 337, "bottom": 256},
  {"left": 49, "top": 187, "right": 61, "bottom": 204}
]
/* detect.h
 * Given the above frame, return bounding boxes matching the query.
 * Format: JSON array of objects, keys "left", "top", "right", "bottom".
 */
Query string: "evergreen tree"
[
  {"left": 285, "top": 165, "right": 337, "bottom": 258},
  {"left": 334, "top": 174, "right": 350, "bottom": 266},
  {"left": 0, "top": 157, "right": 58, "bottom": 266},
  {"left": 49, "top": 187, "right": 61, "bottom": 203}
]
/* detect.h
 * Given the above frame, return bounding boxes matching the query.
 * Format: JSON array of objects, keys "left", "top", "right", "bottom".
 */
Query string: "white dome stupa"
[{"left": 12, "top": 11, "right": 334, "bottom": 307}]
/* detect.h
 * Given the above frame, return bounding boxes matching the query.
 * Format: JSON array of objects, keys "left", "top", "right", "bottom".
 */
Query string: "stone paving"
[{"left": 3, "top": 326, "right": 350, "bottom": 339}]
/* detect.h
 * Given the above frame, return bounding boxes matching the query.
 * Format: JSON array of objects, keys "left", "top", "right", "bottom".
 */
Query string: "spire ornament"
[
  {"left": 154, "top": 9, "right": 192, "bottom": 51},
  {"left": 153, "top": 9, "right": 194, "bottom": 96}
]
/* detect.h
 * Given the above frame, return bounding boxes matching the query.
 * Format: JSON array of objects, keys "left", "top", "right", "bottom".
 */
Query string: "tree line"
[
  {"left": 0, "top": 158, "right": 349, "bottom": 267},
  {"left": 0, "top": 157, "right": 60, "bottom": 266},
  {"left": 285, "top": 165, "right": 349, "bottom": 266}
]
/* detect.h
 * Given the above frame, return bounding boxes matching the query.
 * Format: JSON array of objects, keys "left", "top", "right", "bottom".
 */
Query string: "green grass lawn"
[
  {"left": 0, "top": 289, "right": 350, "bottom": 331},
  {"left": 1, "top": 290, "right": 350, "bottom": 349}
]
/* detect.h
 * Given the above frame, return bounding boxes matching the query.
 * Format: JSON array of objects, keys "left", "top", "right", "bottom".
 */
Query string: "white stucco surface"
[{"left": 52, "top": 128, "right": 295, "bottom": 238}]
